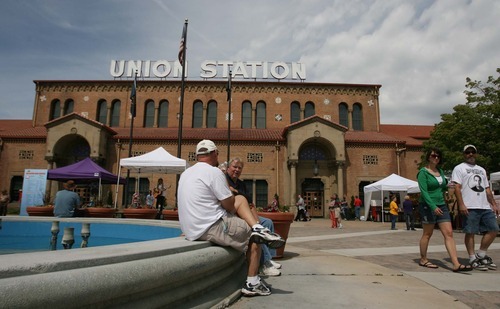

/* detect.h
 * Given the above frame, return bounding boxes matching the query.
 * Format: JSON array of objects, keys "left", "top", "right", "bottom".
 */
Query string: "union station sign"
[{"left": 110, "top": 60, "right": 306, "bottom": 81}]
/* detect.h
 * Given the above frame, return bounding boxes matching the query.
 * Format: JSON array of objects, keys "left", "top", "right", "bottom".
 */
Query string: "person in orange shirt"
[
  {"left": 354, "top": 196, "right": 362, "bottom": 220},
  {"left": 389, "top": 195, "right": 399, "bottom": 230}
]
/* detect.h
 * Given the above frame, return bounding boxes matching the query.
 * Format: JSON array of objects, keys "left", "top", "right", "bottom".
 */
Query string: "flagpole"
[
  {"left": 175, "top": 19, "right": 188, "bottom": 209},
  {"left": 226, "top": 70, "right": 232, "bottom": 163},
  {"left": 177, "top": 19, "right": 188, "bottom": 159},
  {"left": 125, "top": 70, "right": 137, "bottom": 208}
]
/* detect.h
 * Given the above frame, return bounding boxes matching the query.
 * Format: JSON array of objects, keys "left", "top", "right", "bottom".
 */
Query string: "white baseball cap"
[
  {"left": 196, "top": 139, "right": 218, "bottom": 155},
  {"left": 463, "top": 144, "right": 477, "bottom": 152}
]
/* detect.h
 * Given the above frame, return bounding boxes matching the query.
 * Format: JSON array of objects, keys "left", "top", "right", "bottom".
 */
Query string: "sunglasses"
[
  {"left": 464, "top": 150, "right": 476, "bottom": 155},
  {"left": 430, "top": 154, "right": 440, "bottom": 159}
]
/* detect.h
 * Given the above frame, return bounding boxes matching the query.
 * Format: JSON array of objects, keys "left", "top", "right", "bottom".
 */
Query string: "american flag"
[{"left": 178, "top": 22, "right": 187, "bottom": 64}]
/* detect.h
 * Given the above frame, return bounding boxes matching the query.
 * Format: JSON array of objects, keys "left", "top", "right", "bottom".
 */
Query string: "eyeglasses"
[
  {"left": 430, "top": 154, "right": 440, "bottom": 159},
  {"left": 464, "top": 150, "right": 476, "bottom": 155}
]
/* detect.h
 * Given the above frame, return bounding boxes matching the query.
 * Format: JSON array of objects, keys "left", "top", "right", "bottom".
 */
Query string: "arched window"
[
  {"left": 304, "top": 101, "right": 315, "bottom": 118},
  {"left": 256, "top": 101, "right": 266, "bottom": 129},
  {"left": 158, "top": 100, "right": 168, "bottom": 128},
  {"left": 49, "top": 99, "right": 61, "bottom": 120},
  {"left": 110, "top": 100, "right": 121, "bottom": 127},
  {"left": 63, "top": 99, "right": 74, "bottom": 115},
  {"left": 144, "top": 100, "right": 155, "bottom": 127},
  {"left": 192, "top": 101, "right": 203, "bottom": 128},
  {"left": 291, "top": 101, "right": 301, "bottom": 123},
  {"left": 339, "top": 103, "right": 348, "bottom": 127},
  {"left": 97, "top": 100, "right": 107, "bottom": 124},
  {"left": 353, "top": 103, "right": 363, "bottom": 131},
  {"left": 206, "top": 100, "right": 217, "bottom": 128},
  {"left": 241, "top": 101, "right": 252, "bottom": 128}
]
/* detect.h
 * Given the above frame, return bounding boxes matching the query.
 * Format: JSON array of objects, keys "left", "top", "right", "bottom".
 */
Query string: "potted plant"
[
  {"left": 257, "top": 194, "right": 294, "bottom": 259},
  {"left": 162, "top": 207, "right": 179, "bottom": 221},
  {"left": 123, "top": 206, "right": 157, "bottom": 219},
  {"left": 26, "top": 192, "right": 54, "bottom": 216},
  {"left": 84, "top": 192, "right": 116, "bottom": 218}
]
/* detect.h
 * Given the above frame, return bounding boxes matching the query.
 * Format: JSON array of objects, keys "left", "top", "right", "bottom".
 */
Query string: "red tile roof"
[
  {"left": 113, "top": 128, "right": 285, "bottom": 142},
  {"left": 345, "top": 131, "right": 404, "bottom": 144},
  {"left": 380, "top": 124, "right": 434, "bottom": 147}
]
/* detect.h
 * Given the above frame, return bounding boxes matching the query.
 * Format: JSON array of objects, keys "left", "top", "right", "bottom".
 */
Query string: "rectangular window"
[
  {"left": 363, "top": 155, "right": 378, "bottom": 165},
  {"left": 247, "top": 153, "right": 263, "bottom": 163},
  {"left": 255, "top": 180, "right": 268, "bottom": 208},
  {"left": 188, "top": 152, "right": 196, "bottom": 162},
  {"left": 19, "top": 150, "right": 34, "bottom": 160}
]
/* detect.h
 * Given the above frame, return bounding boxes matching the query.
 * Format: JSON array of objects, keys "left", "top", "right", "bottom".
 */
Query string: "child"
[{"left": 146, "top": 190, "right": 155, "bottom": 209}]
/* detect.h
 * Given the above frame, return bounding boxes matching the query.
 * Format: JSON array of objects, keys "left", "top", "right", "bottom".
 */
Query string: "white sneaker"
[
  {"left": 270, "top": 260, "right": 282, "bottom": 269},
  {"left": 250, "top": 227, "right": 286, "bottom": 249},
  {"left": 259, "top": 262, "right": 281, "bottom": 276}
]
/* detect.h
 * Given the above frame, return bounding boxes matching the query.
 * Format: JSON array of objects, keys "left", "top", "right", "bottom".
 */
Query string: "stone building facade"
[{"left": 0, "top": 79, "right": 433, "bottom": 217}]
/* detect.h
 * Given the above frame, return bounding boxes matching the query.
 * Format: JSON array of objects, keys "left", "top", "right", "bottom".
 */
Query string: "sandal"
[
  {"left": 453, "top": 264, "right": 473, "bottom": 272},
  {"left": 419, "top": 261, "right": 439, "bottom": 269}
]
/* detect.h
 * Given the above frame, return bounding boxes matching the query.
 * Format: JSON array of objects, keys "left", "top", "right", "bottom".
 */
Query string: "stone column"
[
  {"left": 348, "top": 108, "right": 353, "bottom": 131},
  {"left": 154, "top": 106, "right": 159, "bottom": 128},
  {"left": 337, "top": 161, "right": 345, "bottom": 198},
  {"left": 288, "top": 160, "right": 298, "bottom": 206}
]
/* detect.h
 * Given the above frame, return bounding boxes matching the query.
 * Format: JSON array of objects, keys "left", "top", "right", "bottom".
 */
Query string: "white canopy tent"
[
  {"left": 115, "top": 147, "right": 189, "bottom": 207},
  {"left": 491, "top": 171, "right": 500, "bottom": 182},
  {"left": 363, "top": 173, "right": 420, "bottom": 222},
  {"left": 490, "top": 171, "right": 500, "bottom": 192}
]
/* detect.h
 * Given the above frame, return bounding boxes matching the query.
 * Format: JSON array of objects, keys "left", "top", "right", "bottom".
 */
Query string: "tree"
[{"left": 423, "top": 68, "right": 500, "bottom": 174}]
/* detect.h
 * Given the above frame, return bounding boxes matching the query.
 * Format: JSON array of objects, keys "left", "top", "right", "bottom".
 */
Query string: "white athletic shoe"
[
  {"left": 270, "top": 260, "right": 282, "bottom": 269},
  {"left": 259, "top": 262, "right": 281, "bottom": 276}
]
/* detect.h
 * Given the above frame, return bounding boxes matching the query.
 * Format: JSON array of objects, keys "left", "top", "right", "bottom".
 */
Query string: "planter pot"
[
  {"left": 84, "top": 207, "right": 116, "bottom": 218},
  {"left": 162, "top": 209, "right": 179, "bottom": 221},
  {"left": 257, "top": 212, "right": 294, "bottom": 259},
  {"left": 123, "top": 208, "right": 157, "bottom": 219},
  {"left": 26, "top": 206, "right": 54, "bottom": 217}
]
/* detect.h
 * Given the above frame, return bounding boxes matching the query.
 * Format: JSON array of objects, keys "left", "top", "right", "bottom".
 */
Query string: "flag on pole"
[
  {"left": 130, "top": 73, "right": 137, "bottom": 117},
  {"left": 226, "top": 71, "right": 232, "bottom": 102},
  {"left": 178, "top": 22, "right": 187, "bottom": 64}
]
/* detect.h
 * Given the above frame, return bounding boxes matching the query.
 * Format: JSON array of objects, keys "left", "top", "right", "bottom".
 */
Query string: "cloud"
[{"left": 0, "top": 0, "right": 498, "bottom": 125}]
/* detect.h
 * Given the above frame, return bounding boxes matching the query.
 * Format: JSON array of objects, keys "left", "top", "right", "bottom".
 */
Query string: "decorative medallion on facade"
[
  {"left": 274, "top": 114, "right": 283, "bottom": 121},
  {"left": 275, "top": 97, "right": 282, "bottom": 104},
  {"left": 323, "top": 98, "right": 330, "bottom": 105},
  {"left": 323, "top": 115, "right": 331, "bottom": 121},
  {"left": 40, "top": 95, "right": 46, "bottom": 102},
  {"left": 368, "top": 99, "right": 374, "bottom": 107},
  {"left": 83, "top": 96, "right": 89, "bottom": 102}
]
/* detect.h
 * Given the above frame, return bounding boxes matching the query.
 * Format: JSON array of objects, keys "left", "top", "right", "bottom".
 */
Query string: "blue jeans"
[
  {"left": 259, "top": 216, "right": 275, "bottom": 263},
  {"left": 391, "top": 214, "right": 397, "bottom": 229},
  {"left": 355, "top": 206, "right": 360, "bottom": 219}
]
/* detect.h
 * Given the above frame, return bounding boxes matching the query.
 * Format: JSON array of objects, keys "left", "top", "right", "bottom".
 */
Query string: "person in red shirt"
[{"left": 354, "top": 196, "right": 362, "bottom": 220}]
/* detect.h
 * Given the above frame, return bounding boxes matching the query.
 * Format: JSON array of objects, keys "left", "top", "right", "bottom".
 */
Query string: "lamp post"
[{"left": 226, "top": 70, "right": 232, "bottom": 163}]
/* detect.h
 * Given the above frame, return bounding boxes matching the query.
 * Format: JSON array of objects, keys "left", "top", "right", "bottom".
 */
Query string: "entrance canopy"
[{"left": 363, "top": 173, "right": 420, "bottom": 221}]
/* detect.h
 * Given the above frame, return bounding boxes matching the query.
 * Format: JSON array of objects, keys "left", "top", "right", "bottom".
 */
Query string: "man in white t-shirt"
[
  {"left": 177, "top": 139, "right": 285, "bottom": 296},
  {"left": 451, "top": 144, "right": 499, "bottom": 271}
]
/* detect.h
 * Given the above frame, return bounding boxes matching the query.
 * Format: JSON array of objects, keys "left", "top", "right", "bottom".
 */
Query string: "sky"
[{"left": 0, "top": 0, "right": 499, "bottom": 125}]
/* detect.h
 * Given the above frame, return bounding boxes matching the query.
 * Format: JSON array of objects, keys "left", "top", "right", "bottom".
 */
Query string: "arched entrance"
[{"left": 52, "top": 134, "right": 91, "bottom": 167}]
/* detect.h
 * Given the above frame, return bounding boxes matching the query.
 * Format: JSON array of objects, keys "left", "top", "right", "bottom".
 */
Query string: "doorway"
[{"left": 301, "top": 178, "right": 324, "bottom": 217}]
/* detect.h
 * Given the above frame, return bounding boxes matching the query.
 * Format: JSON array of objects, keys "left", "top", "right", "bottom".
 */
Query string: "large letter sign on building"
[{"left": 110, "top": 60, "right": 306, "bottom": 80}]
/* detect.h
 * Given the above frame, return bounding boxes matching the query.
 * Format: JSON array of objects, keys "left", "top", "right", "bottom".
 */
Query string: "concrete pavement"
[{"left": 230, "top": 218, "right": 500, "bottom": 309}]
